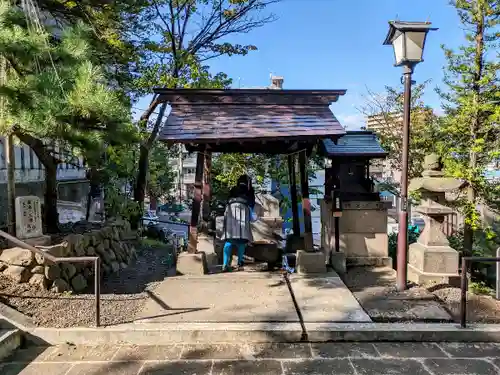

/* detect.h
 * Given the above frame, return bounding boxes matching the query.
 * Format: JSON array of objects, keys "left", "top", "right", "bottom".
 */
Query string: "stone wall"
[{"left": 0, "top": 221, "right": 137, "bottom": 293}]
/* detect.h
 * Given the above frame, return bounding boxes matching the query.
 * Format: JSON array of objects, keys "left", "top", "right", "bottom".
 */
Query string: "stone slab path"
[
  {"left": 2, "top": 342, "right": 500, "bottom": 374},
  {"left": 136, "top": 271, "right": 371, "bottom": 323}
]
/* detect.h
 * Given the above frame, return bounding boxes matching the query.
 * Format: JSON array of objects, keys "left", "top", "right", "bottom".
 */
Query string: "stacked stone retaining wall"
[{"left": 0, "top": 221, "right": 137, "bottom": 293}]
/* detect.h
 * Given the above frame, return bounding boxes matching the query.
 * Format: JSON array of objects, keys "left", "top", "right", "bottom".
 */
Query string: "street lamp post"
[{"left": 383, "top": 21, "right": 438, "bottom": 292}]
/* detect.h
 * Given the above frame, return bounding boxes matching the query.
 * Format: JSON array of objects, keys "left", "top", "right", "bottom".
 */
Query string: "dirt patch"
[
  {"left": 0, "top": 242, "right": 175, "bottom": 328},
  {"left": 342, "top": 266, "right": 453, "bottom": 322},
  {"left": 431, "top": 286, "right": 500, "bottom": 323}
]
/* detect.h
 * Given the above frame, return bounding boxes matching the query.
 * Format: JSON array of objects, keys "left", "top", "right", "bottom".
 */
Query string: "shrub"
[{"left": 388, "top": 225, "right": 420, "bottom": 269}]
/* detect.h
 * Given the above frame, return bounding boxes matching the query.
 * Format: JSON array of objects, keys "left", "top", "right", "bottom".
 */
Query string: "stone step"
[
  {"left": 0, "top": 328, "right": 22, "bottom": 361},
  {"left": 22, "top": 323, "right": 500, "bottom": 346}
]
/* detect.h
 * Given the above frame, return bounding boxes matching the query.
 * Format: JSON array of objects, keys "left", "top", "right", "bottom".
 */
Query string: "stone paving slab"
[
  {"left": 2, "top": 342, "right": 500, "bottom": 374},
  {"left": 136, "top": 272, "right": 370, "bottom": 323}
]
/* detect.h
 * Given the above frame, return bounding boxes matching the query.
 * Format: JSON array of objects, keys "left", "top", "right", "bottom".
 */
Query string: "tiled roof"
[
  {"left": 155, "top": 89, "right": 346, "bottom": 144},
  {"left": 322, "top": 131, "right": 387, "bottom": 158},
  {"left": 159, "top": 104, "right": 345, "bottom": 143}
]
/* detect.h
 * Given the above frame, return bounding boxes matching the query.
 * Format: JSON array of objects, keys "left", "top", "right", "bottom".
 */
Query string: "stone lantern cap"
[{"left": 409, "top": 154, "right": 465, "bottom": 193}]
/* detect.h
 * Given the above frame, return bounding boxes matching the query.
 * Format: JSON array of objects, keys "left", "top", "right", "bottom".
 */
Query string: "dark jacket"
[{"left": 228, "top": 183, "right": 255, "bottom": 209}]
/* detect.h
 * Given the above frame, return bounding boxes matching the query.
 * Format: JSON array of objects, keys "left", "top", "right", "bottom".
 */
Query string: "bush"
[{"left": 388, "top": 225, "right": 420, "bottom": 269}]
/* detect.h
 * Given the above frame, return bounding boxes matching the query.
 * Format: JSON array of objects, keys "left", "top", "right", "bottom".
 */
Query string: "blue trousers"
[{"left": 223, "top": 240, "right": 246, "bottom": 268}]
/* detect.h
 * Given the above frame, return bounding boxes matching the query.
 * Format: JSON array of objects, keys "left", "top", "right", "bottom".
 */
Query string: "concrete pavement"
[
  {"left": 136, "top": 271, "right": 371, "bottom": 324},
  {"left": 2, "top": 342, "right": 500, "bottom": 374}
]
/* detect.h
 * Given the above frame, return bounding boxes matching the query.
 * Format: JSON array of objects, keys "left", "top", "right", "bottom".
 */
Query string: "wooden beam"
[
  {"left": 287, "top": 154, "right": 300, "bottom": 236},
  {"left": 188, "top": 151, "right": 205, "bottom": 253},
  {"left": 299, "top": 150, "right": 313, "bottom": 251}
]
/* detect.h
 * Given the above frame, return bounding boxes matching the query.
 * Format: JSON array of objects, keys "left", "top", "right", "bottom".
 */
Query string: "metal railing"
[
  {"left": 0, "top": 229, "right": 102, "bottom": 327},
  {"left": 460, "top": 253, "right": 500, "bottom": 328}
]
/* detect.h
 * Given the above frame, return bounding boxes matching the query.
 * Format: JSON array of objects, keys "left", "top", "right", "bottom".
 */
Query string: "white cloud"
[{"left": 336, "top": 113, "right": 366, "bottom": 130}]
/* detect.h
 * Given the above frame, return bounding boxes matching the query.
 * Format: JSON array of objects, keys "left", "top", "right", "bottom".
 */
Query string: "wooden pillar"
[
  {"left": 287, "top": 154, "right": 300, "bottom": 235},
  {"left": 201, "top": 150, "right": 212, "bottom": 224},
  {"left": 188, "top": 151, "right": 205, "bottom": 253},
  {"left": 298, "top": 150, "right": 313, "bottom": 251},
  {"left": 334, "top": 216, "right": 340, "bottom": 253},
  {"left": 5, "top": 135, "right": 16, "bottom": 235}
]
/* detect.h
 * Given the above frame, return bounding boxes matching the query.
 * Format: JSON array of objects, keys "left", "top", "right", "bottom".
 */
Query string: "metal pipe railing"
[
  {"left": 0, "top": 229, "right": 101, "bottom": 327},
  {"left": 460, "top": 254, "right": 500, "bottom": 328}
]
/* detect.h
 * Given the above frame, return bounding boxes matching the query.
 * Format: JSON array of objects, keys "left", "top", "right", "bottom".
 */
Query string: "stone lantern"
[{"left": 407, "top": 154, "right": 465, "bottom": 286}]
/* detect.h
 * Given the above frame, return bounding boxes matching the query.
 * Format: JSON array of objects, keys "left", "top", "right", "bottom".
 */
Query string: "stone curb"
[
  {"left": 20, "top": 322, "right": 500, "bottom": 345},
  {"left": 0, "top": 329, "right": 22, "bottom": 360}
]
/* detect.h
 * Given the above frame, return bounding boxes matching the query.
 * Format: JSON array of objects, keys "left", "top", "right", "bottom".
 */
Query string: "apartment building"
[
  {"left": 0, "top": 138, "right": 87, "bottom": 226},
  {"left": 170, "top": 147, "right": 197, "bottom": 202}
]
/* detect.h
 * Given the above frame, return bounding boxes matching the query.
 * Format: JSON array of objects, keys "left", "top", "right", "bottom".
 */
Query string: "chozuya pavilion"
[{"left": 146, "top": 87, "right": 390, "bottom": 275}]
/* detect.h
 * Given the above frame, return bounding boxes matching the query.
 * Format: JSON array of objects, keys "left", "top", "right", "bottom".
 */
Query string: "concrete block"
[
  {"left": 329, "top": 251, "right": 346, "bottom": 274},
  {"left": 408, "top": 264, "right": 461, "bottom": 287},
  {"left": 296, "top": 250, "right": 327, "bottom": 274},
  {"left": 197, "top": 234, "right": 215, "bottom": 254},
  {"left": 408, "top": 242, "right": 459, "bottom": 275},
  {"left": 339, "top": 209, "right": 388, "bottom": 234},
  {"left": 176, "top": 252, "right": 208, "bottom": 275},
  {"left": 341, "top": 233, "right": 388, "bottom": 258}
]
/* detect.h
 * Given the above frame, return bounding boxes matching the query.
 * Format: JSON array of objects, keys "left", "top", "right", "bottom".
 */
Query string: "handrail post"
[
  {"left": 94, "top": 258, "right": 101, "bottom": 327},
  {"left": 496, "top": 248, "right": 500, "bottom": 300},
  {"left": 460, "top": 257, "right": 468, "bottom": 328}
]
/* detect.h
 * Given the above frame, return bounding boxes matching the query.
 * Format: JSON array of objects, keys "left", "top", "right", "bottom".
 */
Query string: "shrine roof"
[
  {"left": 321, "top": 131, "right": 387, "bottom": 158},
  {"left": 154, "top": 88, "right": 347, "bottom": 153}
]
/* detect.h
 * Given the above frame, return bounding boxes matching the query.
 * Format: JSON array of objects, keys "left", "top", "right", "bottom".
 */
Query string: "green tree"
[
  {"left": 359, "top": 81, "right": 439, "bottom": 180},
  {"left": 436, "top": 0, "right": 499, "bottom": 255},
  {"left": 25, "top": 0, "right": 146, "bottom": 100},
  {"left": 131, "top": 0, "right": 278, "bottom": 212},
  {"left": 211, "top": 151, "right": 324, "bottom": 214},
  {"left": 0, "top": 3, "right": 133, "bottom": 231},
  {"left": 147, "top": 142, "right": 178, "bottom": 204}
]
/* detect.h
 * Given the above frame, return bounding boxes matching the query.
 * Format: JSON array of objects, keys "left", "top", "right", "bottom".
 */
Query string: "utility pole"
[{"left": 0, "top": 54, "right": 16, "bottom": 235}]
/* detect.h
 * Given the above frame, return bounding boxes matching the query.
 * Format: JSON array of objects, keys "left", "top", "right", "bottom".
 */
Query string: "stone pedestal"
[
  {"left": 320, "top": 200, "right": 391, "bottom": 267},
  {"left": 407, "top": 202, "right": 460, "bottom": 286},
  {"left": 296, "top": 250, "right": 327, "bottom": 274}
]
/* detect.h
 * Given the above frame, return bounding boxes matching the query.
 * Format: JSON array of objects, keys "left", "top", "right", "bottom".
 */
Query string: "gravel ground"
[
  {"left": 342, "top": 266, "right": 453, "bottom": 322},
  {"left": 0, "top": 241, "right": 176, "bottom": 328},
  {"left": 431, "top": 285, "right": 500, "bottom": 323},
  {"left": 342, "top": 266, "right": 500, "bottom": 323}
]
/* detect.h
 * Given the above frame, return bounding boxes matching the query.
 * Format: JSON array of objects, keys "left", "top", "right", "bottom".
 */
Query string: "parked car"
[
  {"left": 144, "top": 222, "right": 172, "bottom": 242},
  {"left": 142, "top": 210, "right": 159, "bottom": 226}
]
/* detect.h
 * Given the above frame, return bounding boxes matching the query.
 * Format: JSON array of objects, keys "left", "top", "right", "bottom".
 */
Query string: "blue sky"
[{"left": 135, "top": 0, "right": 465, "bottom": 128}]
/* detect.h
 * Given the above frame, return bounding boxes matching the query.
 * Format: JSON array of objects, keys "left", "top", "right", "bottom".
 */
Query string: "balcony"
[{"left": 183, "top": 173, "right": 195, "bottom": 184}]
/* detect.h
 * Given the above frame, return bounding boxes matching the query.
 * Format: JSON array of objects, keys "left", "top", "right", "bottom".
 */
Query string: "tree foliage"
[
  {"left": 359, "top": 81, "right": 439, "bottom": 180},
  {"left": 436, "top": 0, "right": 499, "bottom": 252},
  {"left": 0, "top": 2, "right": 133, "bottom": 231},
  {"left": 131, "top": 0, "right": 279, "bottom": 211}
]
